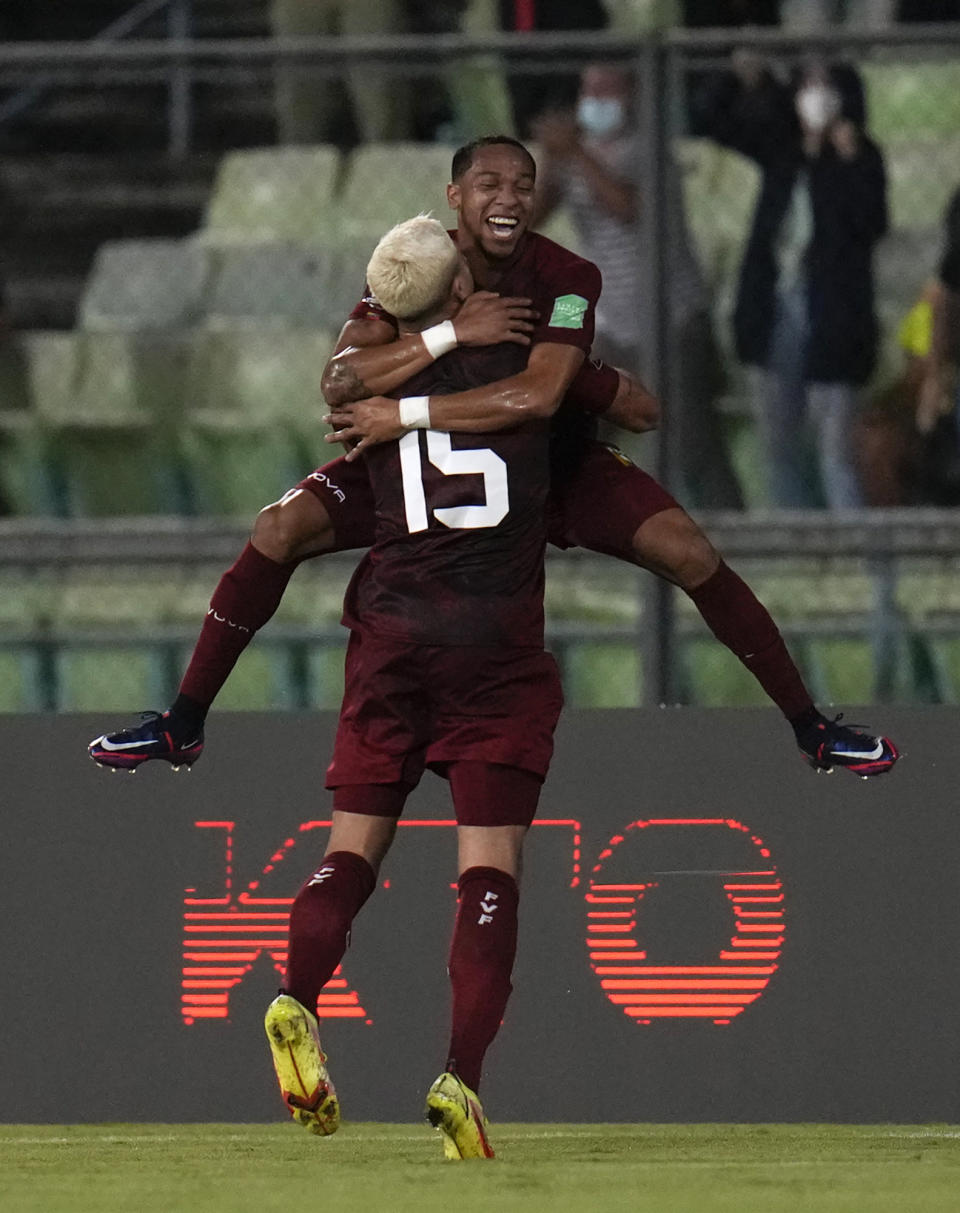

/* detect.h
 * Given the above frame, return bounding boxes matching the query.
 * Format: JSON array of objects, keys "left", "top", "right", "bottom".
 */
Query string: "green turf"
[{"left": 1, "top": 1123, "right": 959, "bottom": 1213}]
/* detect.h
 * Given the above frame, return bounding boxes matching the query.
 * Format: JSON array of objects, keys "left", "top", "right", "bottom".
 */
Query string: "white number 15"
[{"left": 399, "top": 430, "right": 509, "bottom": 534}]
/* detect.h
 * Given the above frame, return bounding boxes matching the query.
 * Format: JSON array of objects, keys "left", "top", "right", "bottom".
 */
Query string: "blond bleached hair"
[{"left": 366, "top": 215, "right": 460, "bottom": 321}]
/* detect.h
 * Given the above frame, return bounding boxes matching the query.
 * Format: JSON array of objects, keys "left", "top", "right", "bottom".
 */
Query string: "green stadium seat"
[
  {"left": 803, "top": 637, "right": 876, "bottom": 705},
  {"left": 862, "top": 60, "right": 960, "bottom": 142},
  {"left": 0, "top": 570, "right": 53, "bottom": 709},
  {"left": 680, "top": 636, "right": 773, "bottom": 707},
  {"left": 885, "top": 137, "right": 960, "bottom": 232},
  {"left": 50, "top": 567, "right": 184, "bottom": 710},
  {"left": 23, "top": 329, "right": 194, "bottom": 517},
  {"left": 78, "top": 240, "right": 211, "bottom": 332},
  {"left": 338, "top": 143, "right": 456, "bottom": 240},
  {"left": 201, "top": 146, "right": 343, "bottom": 247},
  {"left": 562, "top": 643, "right": 642, "bottom": 708},
  {"left": 180, "top": 420, "right": 307, "bottom": 516},
  {"left": 676, "top": 137, "right": 760, "bottom": 290},
  {"left": 0, "top": 335, "right": 60, "bottom": 516},
  {"left": 305, "top": 643, "right": 347, "bottom": 710},
  {"left": 175, "top": 641, "right": 300, "bottom": 710},
  {"left": 206, "top": 245, "right": 345, "bottom": 330},
  {"left": 187, "top": 327, "right": 336, "bottom": 423}
]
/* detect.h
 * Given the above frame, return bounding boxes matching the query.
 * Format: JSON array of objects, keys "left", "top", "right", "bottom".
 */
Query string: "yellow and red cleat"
[
  {"left": 264, "top": 994, "right": 340, "bottom": 1136},
  {"left": 424, "top": 1071, "right": 495, "bottom": 1159}
]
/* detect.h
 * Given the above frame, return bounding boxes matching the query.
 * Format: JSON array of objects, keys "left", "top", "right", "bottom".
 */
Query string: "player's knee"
[
  {"left": 632, "top": 509, "right": 720, "bottom": 590},
  {"left": 252, "top": 492, "right": 328, "bottom": 563}
]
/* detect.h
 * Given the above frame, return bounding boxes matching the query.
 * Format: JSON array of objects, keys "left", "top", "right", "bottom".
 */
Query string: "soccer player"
[
  {"left": 88, "top": 136, "right": 898, "bottom": 777},
  {"left": 264, "top": 216, "right": 566, "bottom": 1158}
]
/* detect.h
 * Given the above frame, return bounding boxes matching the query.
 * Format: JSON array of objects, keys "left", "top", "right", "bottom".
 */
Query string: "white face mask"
[
  {"left": 576, "top": 96, "right": 625, "bottom": 137},
  {"left": 796, "top": 83, "right": 841, "bottom": 134}
]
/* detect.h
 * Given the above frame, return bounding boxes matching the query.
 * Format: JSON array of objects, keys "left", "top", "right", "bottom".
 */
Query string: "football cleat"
[
  {"left": 88, "top": 711, "right": 204, "bottom": 772},
  {"left": 424, "top": 1071, "right": 494, "bottom": 1160},
  {"left": 795, "top": 713, "right": 899, "bottom": 778},
  {"left": 264, "top": 994, "right": 340, "bottom": 1136}
]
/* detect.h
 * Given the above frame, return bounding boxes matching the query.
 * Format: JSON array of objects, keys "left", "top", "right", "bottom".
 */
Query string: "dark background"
[{"left": 2, "top": 708, "right": 955, "bottom": 1123}]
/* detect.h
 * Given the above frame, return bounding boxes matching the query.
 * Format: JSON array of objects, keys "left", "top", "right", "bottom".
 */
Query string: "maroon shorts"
[
  {"left": 548, "top": 441, "right": 679, "bottom": 559},
  {"left": 326, "top": 632, "right": 563, "bottom": 796},
  {"left": 296, "top": 458, "right": 376, "bottom": 553}
]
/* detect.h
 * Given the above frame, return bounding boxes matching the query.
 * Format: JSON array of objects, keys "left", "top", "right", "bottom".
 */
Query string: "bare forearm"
[
  {"left": 426, "top": 380, "right": 547, "bottom": 433},
  {"left": 603, "top": 370, "right": 660, "bottom": 432},
  {"left": 322, "top": 334, "right": 435, "bottom": 405}
]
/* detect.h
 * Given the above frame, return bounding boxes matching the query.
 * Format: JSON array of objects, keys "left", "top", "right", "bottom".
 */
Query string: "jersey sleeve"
[
  {"left": 348, "top": 284, "right": 400, "bottom": 331},
  {"left": 532, "top": 256, "right": 602, "bottom": 353},
  {"left": 562, "top": 357, "right": 620, "bottom": 415}
]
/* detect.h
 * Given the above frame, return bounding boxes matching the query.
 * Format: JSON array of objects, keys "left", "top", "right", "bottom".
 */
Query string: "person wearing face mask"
[
  {"left": 691, "top": 54, "right": 888, "bottom": 509},
  {"left": 532, "top": 63, "right": 745, "bottom": 510}
]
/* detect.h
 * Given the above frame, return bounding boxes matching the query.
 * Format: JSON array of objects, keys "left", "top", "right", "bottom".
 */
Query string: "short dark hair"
[{"left": 451, "top": 135, "right": 537, "bottom": 182}]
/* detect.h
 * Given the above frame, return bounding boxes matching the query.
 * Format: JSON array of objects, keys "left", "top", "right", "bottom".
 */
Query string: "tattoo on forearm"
[{"left": 326, "top": 360, "right": 372, "bottom": 405}]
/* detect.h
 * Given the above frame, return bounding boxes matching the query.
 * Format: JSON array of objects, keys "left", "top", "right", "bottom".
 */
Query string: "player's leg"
[
  {"left": 88, "top": 458, "right": 375, "bottom": 771},
  {"left": 425, "top": 762, "right": 544, "bottom": 1161},
  {"left": 266, "top": 793, "right": 407, "bottom": 1136},
  {"left": 553, "top": 442, "right": 898, "bottom": 775},
  {"left": 269, "top": 634, "right": 425, "bottom": 1133}
]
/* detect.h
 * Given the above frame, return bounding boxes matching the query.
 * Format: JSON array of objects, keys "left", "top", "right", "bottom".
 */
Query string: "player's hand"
[
  {"left": 324, "top": 397, "right": 404, "bottom": 461},
  {"left": 453, "top": 291, "right": 536, "bottom": 347}
]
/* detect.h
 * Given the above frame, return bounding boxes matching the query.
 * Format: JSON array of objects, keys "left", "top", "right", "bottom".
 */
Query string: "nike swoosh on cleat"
[
  {"left": 831, "top": 741, "right": 884, "bottom": 761},
  {"left": 96, "top": 737, "right": 161, "bottom": 751}
]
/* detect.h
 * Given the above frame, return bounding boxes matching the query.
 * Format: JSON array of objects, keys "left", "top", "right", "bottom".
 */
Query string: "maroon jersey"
[{"left": 341, "top": 340, "right": 551, "bottom": 648}]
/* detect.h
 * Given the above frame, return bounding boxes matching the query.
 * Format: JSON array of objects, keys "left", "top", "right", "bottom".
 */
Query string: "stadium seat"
[
  {"left": 187, "top": 327, "right": 336, "bottom": 423},
  {"left": 206, "top": 244, "right": 346, "bottom": 330},
  {"left": 676, "top": 137, "right": 760, "bottom": 291},
  {"left": 679, "top": 636, "right": 773, "bottom": 707},
  {"left": 885, "top": 138, "right": 960, "bottom": 232},
  {"left": 872, "top": 226, "right": 942, "bottom": 385},
  {"left": 862, "top": 60, "right": 960, "bottom": 142},
  {"left": 0, "top": 334, "right": 61, "bottom": 516},
  {"left": 338, "top": 143, "right": 456, "bottom": 240},
  {"left": 50, "top": 567, "right": 182, "bottom": 710},
  {"left": 78, "top": 240, "right": 211, "bottom": 332},
  {"left": 201, "top": 146, "right": 343, "bottom": 247},
  {"left": 0, "top": 570, "right": 52, "bottom": 709},
  {"left": 33, "top": 333, "right": 193, "bottom": 517},
  {"left": 562, "top": 643, "right": 642, "bottom": 708},
  {"left": 181, "top": 323, "right": 333, "bottom": 514}
]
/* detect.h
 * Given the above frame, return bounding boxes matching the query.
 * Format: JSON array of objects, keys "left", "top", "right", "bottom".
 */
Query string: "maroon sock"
[
  {"left": 687, "top": 560, "right": 814, "bottom": 720},
  {"left": 177, "top": 542, "right": 298, "bottom": 708},
  {"left": 284, "top": 850, "right": 376, "bottom": 1014},
  {"left": 446, "top": 866, "right": 519, "bottom": 1094}
]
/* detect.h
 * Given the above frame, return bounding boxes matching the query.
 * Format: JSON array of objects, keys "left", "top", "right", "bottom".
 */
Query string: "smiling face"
[{"left": 447, "top": 142, "right": 536, "bottom": 263}]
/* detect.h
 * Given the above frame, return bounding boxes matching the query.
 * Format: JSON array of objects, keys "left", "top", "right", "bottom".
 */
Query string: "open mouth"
[{"left": 485, "top": 215, "right": 520, "bottom": 241}]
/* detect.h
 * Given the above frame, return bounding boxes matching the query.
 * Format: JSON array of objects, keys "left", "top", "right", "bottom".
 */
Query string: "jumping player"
[
  {"left": 88, "top": 136, "right": 898, "bottom": 778},
  {"left": 264, "top": 216, "right": 568, "bottom": 1158}
]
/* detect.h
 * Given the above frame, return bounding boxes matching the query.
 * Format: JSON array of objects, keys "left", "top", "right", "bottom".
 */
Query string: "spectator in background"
[
  {"left": 692, "top": 54, "right": 887, "bottom": 508},
  {"left": 270, "top": 0, "right": 411, "bottom": 145},
  {"left": 498, "top": 0, "right": 609, "bottom": 136},
  {"left": 533, "top": 63, "right": 744, "bottom": 510}
]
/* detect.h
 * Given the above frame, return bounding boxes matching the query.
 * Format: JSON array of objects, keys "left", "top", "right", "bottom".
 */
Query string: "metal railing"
[
  {"left": 4, "top": 510, "right": 960, "bottom": 710},
  {"left": 0, "top": 0, "right": 194, "bottom": 156}
]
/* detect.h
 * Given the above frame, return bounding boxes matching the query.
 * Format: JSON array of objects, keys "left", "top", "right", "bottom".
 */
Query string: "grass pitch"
[{"left": 2, "top": 1123, "right": 959, "bottom": 1213}]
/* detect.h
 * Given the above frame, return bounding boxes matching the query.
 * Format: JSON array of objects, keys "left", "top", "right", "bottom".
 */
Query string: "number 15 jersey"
[{"left": 340, "top": 343, "right": 551, "bottom": 649}]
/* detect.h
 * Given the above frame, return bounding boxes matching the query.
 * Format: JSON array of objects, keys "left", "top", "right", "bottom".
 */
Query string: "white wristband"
[
  {"left": 398, "top": 395, "right": 431, "bottom": 429},
  {"left": 420, "top": 319, "right": 458, "bottom": 360}
]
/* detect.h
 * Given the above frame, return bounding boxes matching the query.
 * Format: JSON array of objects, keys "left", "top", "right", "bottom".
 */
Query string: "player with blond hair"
[{"left": 264, "top": 214, "right": 568, "bottom": 1159}]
